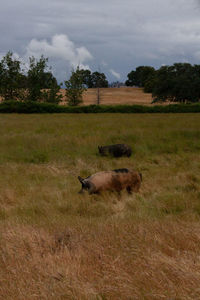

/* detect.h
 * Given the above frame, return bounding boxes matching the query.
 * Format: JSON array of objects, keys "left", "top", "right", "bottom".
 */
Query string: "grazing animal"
[
  {"left": 78, "top": 168, "right": 142, "bottom": 195},
  {"left": 98, "top": 144, "right": 132, "bottom": 157}
]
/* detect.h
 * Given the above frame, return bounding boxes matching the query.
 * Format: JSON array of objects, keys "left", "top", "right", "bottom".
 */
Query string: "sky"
[{"left": 1, "top": 0, "right": 200, "bottom": 83}]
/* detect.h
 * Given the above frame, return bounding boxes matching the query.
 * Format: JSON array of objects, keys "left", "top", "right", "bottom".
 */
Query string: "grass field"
[
  {"left": 60, "top": 87, "right": 153, "bottom": 105},
  {"left": 0, "top": 113, "right": 200, "bottom": 299}
]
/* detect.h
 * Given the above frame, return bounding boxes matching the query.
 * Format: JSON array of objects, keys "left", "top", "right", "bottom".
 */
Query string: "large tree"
[
  {"left": 79, "top": 69, "right": 93, "bottom": 88},
  {"left": 152, "top": 63, "right": 200, "bottom": 103},
  {"left": 90, "top": 71, "right": 108, "bottom": 88},
  {"left": 0, "top": 51, "right": 25, "bottom": 100},
  {"left": 126, "top": 66, "right": 156, "bottom": 87},
  {"left": 26, "top": 55, "right": 62, "bottom": 103},
  {"left": 77, "top": 69, "right": 108, "bottom": 88}
]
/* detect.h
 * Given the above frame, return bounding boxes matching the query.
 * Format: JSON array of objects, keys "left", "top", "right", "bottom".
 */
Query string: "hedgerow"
[{"left": 0, "top": 101, "right": 200, "bottom": 113}]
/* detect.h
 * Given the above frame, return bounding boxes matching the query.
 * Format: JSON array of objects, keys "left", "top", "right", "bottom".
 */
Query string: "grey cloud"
[{"left": 0, "top": 0, "right": 200, "bottom": 82}]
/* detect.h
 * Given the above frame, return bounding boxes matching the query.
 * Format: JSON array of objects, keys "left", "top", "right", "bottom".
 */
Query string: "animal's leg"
[
  {"left": 132, "top": 182, "right": 141, "bottom": 193},
  {"left": 126, "top": 186, "right": 133, "bottom": 194}
]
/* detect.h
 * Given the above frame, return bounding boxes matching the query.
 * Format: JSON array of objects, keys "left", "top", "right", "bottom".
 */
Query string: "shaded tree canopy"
[
  {"left": 126, "top": 63, "right": 200, "bottom": 103},
  {"left": 152, "top": 63, "right": 200, "bottom": 103},
  {"left": 78, "top": 69, "right": 108, "bottom": 88},
  {"left": 78, "top": 69, "right": 93, "bottom": 88},
  {"left": 0, "top": 52, "right": 62, "bottom": 103},
  {"left": 0, "top": 51, "right": 25, "bottom": 100},
  {"left": 125, "top": 66, "right": 156, "bottom": 87},
  {"left": 90, "top": 71, "right": 108, "bottom": 88},
  {"left": 27, "top": 55, "right": 62, "bottom": 103},
  {"left": 65, "top": 67, "right": 86, "bottom": 106}
]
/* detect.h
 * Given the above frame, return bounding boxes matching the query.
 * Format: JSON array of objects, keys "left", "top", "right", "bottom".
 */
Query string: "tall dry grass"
[
  {"left": 0, "top": 113, "right": 200, "bottom": 299},
  {"left": 1, "top": 221, "right": 200, "bottom": 299}
]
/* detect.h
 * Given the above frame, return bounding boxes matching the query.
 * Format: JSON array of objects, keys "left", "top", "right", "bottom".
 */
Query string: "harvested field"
[
  {"left": 0, "top": 88, "right": 153, "bottom": 106},
  {"left": 60, "top": 87, "right": 153, "bottom": 105},
  {"left": 0, "top": 113, "right": 200, "bottom": 299}
]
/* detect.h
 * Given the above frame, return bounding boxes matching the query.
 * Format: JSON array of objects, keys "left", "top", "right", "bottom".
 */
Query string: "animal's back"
[
  {"left": 98, "top": 144, "right": 132, "bottom": 157},
  {"left": 109, "top": 144, "right": 132, "bottom": 157},
  {"left": 87, "top": 169, "right": 141, "bottom": 193},
  {"left": 88, "top": 171, "right": 114, "bottom": 190}
]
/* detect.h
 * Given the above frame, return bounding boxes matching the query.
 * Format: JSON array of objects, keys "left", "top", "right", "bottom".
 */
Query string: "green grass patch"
[{"left": 0, "top": 113, "right": 199, "bottom": 226}]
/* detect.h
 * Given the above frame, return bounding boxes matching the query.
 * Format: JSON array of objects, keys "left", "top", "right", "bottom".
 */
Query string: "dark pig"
[{"left": 98, "top": 144, "right": 132, "bottom": 157}]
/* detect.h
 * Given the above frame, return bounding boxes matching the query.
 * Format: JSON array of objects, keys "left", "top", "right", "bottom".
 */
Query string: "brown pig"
[{"left": 78, "top": 168, "right": 142, "bottom": 195}]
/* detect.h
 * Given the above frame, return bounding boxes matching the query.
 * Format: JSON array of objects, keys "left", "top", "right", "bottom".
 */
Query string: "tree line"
[
  {"left": 126, "top": 64, "right": 200, "bottom": 103},
  {"left": 1, "top": 51, "right": 200, "bottom": 105},
  {"left": 0, "top": 52, "right": 108, "bottom": 106}
]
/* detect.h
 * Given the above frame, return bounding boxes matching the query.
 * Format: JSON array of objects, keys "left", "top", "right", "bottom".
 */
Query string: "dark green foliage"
[
  {"left": 42, "top": 81, "right": 63, "bottom": 104},
  {"left": 126, "top": 63, "right": 200, "bottom": 101},
  {"left": 27, "top": 56, "right": 49, "bottom": 102},
  {"left": 0, "top": 51, "right": 25, "bottom": 100},
  {"left": 77, "top": 69, "right": 108, "bottom": 88},
  {"left": 143, "top": 76, "right": 157, "bottom": 93},
  {"left": 65, "top": 67, "right": 86, "bottom": 106},
  {"left": 78, "top": 69, "right": 93, "bottom": 88},
  {"left": 27, "top": 56, "right": 62, "bottom": 103},
  {"left": 0, "top": 101, "right": 200, "bottom": 113},
  {"left": 0, "top": 52, "right": 62, "bottom": 103},
  {"left": 126, "top": 66, "right": 156, "bottom": 88},
  {"left": 152, "top": 63, "right": 200, "bottom": 103},
  {"left": 90, "top": 71, "right": 108, "bottom": 88}
]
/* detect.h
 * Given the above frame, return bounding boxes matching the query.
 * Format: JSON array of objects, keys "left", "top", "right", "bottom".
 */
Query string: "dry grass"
[
  {"left": 0, "top": 87, "right": 153, "bottom": 106},
  {"left": 0, "top": 114, "right": 200, "bottom": 299},
  {"left": 59, "top": 87, "right": 153, "bottom": 105},
  {"left": 1, "top": 221, "right": 200, "bottom": 299}
]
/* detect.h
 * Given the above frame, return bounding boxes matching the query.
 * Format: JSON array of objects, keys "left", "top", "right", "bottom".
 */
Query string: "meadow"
[{"left": 0, "top": 113, "right": 200, "bottom": 299}]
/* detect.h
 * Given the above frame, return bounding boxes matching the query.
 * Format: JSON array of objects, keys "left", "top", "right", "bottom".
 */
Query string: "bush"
[{"left": 0, "top": 101, "right": 200, "bottom": 114}]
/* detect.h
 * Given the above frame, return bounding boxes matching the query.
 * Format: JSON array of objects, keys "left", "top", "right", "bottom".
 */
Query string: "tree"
[
  {"left": 90, "top": 71, "right": 108, "bottom": 88},
  {"left": 143, "top": 76, "right": 157, "bottom": 93},
  {"left": 78, "top": 69, "right": 93, "bottom": 88},
  {"left": 152, "top": 63, "right": 200, "bottom": 103},
  {"left": 126, "top": 66, "right": 156, "bottom": 87},
  {"left": 0, "top": 51, "right": 25, "bottom": 100},
  {"left": 27, "top": 55, "right": 48, "bottom": 101},
  {"left": 77, "top": 69, "right": 108, "bottom": 88},
  {"left": 26, "top": 55, "right": 62, "bottom": 103},
  {"left": 42, "top": 81, "right": 63, "bottom": 104},
  {"left": 65, "top": 67, "right": 86, "bottom": 106}
]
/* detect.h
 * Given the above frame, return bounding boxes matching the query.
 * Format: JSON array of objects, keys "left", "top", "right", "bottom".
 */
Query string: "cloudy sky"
[{"left": 1, "top": 0, "right": 200, "bottom": 83}]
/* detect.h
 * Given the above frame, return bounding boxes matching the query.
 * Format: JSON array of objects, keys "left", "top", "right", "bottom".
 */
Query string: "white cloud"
[
  {"left": 25, "top": 34, "right": 93, "bottom": 70},
  {"left": 110, "top": 69, "right": 121, "bottom": 80}
]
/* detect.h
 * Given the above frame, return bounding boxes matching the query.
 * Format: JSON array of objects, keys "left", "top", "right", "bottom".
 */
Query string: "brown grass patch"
[
  {"left": 1, "top": 221, "right": 200, "bottom": 299},
  {"left": 59, "top": 87, "right": 153, "bottom": 105}
]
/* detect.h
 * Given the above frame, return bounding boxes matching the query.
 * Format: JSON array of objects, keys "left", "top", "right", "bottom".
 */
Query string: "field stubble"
[
  {"left": 60, "top": 87, "right": 153, "bottom": 106},
  {"left": 0, "top": 114, "right": 200, "bottom": 299}
]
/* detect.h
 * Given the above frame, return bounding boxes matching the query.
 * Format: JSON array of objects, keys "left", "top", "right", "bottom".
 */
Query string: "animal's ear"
[{"left": 78, "top": 176, "right": 84, "bottom": 183}]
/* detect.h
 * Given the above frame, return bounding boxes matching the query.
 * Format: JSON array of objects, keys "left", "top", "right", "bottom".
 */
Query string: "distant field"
[
  {"left": 60, "top": 87, "right": 153, "bottom": 105},
  {"left": 0, "top": 114, "right": 200, "bottom": 299},
  {"left": 0, "top": 87, "right": 153, "bottom": 105}
]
